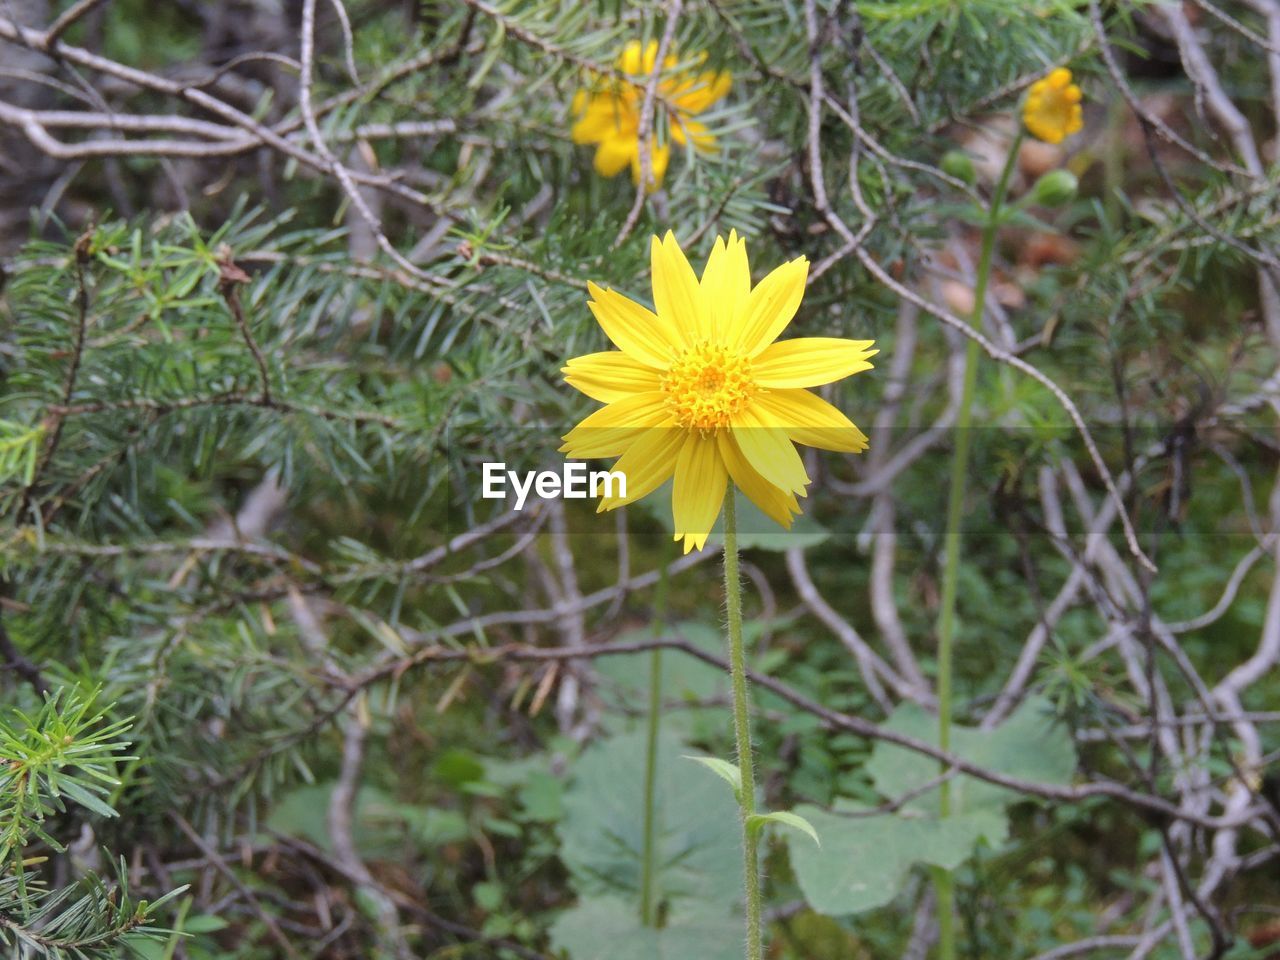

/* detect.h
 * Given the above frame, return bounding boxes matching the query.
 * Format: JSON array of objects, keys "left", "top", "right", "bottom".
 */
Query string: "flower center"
[{"left": 662, "top": 344, "right": 755, "bottom": 432}]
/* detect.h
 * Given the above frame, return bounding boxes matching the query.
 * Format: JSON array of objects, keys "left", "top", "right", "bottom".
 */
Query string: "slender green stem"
[
  {"left": 639, "top": 554, "right": 670, "bottom": 928},
  {"left": 934, "top": 127, "right": 1024, "bottom": 960},
  {"left": 723, "top": 489, "right": 762, "bottom": 960}
]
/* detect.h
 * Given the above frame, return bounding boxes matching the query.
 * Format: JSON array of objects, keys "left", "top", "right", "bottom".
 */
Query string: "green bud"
[
  {"left": 1031, "top": 169, "right": 1078, "bottom": 207},
  {"left": 940, "top": 150, "right": 976, "bottom": 185}
]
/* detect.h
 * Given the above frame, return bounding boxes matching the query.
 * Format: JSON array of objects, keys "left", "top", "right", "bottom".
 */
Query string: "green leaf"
[
  {"left": 788, "top": 803, "right": 1004, "bottom": 915},
  {"left": 866, "top": 697, "right": 1077, "bottom": 823},
  {"left": 558, "top": 731, "right": 741, "bottom": 908},
  {"left": 786, "top": 698, "right": 1076, "bottom": 916},
  {"left": 518, "top": 770, "right": 565, "bottom": 822},
  {"left": 267, "top": 784, "right": 470, "bottom": 856},
  {"left": 473, "top": 880, "right": 504, "bottom": 912},
  {"left": 266, "top": 784, "right": 338, "bottom": 850},
  {"left": 594, "top": 622, "right": 731, "bottom": 740},
  {"left": 431, "top": 748, "right": 486, "bottom": 787},
  {"left": 551, "top": 896, "right": 742, "bottom": 960},
  {"left": 683, "top": 755, "right": 742, "bottom": 796},
  {"left": 748, "top": 810, "right": 820, "bottom": 846}
]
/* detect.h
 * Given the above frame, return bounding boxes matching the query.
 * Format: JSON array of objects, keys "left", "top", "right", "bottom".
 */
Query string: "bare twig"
[
  {"left": 45, "top": 0, "right": 111, "bottom": 45},
  {"left": 614, "top": 0, "right": 684, "bottom": 247}
]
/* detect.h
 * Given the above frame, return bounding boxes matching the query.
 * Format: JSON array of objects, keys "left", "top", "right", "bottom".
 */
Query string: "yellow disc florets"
[{"left": 662, "top": 343, "right": 756, "bottom": 432}]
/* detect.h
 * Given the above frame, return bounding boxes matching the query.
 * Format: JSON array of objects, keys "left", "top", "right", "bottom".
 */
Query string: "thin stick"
[
  {"left": 614, "top": 0, "right": 684, "bottom": 248},
  {"left": 46, "top": 0, "right": 111, "bottom": 44}
]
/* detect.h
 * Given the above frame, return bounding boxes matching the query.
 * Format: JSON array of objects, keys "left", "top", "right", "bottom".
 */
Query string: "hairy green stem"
[
  {"left": 723, "top": 489, "right": 762, "bottom": 960},
  {"left": 934, "top": 127, "right": 1024, "bottom": 960},
  {"left": 639, "top": 554, "right": 670, "bottom": 927}
]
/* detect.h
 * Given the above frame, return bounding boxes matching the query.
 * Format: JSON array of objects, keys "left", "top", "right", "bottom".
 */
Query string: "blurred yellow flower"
[
  {"left": 571, "top": 41, "right": 731, "bottom": 190},
  {"left": 1023, "top": 67, "right": 1084, "bottom": 145},
  {"left": 560, "top": 231, "right": 876, "bottom": 553}
]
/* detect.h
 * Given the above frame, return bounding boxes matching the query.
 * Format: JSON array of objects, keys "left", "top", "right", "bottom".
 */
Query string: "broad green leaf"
[
  {"left": 431, "top": 748, "right": 486, "bottom": 787},
  {"left": 518, "top": 770, "right": 565, "bottom": 822},
  {"left": 551, "top": 896, "right": 742, "bottom": 960},
  {"left": 472, "top": 881, "right": 503, "bottom": 912},
  {"left": 596, "top": 620, "right": 789, "bottom": 741},
  {"left": 866, "top": 697, "right": 1077, "bottom": 824},
  {"left": 594, "top": 622, "right": 731, "bottom": 740},
  {"left": 558, "top": 731, "right": 741, "bottom": 908},
  {"left": 748, "top": 810, "right": 820, "bottom": 846},
  {"left": 267, "top": 784, "right": 468, "bottom": 855},
  {"left": 789, "top": 803, "right": 1005, "bottom": 915},
  {"left": 787, "top": 699, "right": 1076, "bottom": 916}
]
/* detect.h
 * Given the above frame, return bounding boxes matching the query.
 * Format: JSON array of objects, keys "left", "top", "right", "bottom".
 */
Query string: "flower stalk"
[
  {"left": 723, "top": 488, "right": 763, "bottom": 960},
  {"left": 933, "top": 126, "right": 1024, "bottom": 960}
]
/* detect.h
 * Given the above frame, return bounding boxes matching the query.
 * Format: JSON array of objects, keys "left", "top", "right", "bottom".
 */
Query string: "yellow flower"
[
  {"left": 1022, "top": 67, "right": 1084, "bottom": 145},
  {"left": 571, "top": 41, "right": 731, "bottom": 190},
  {"left": 559, "top": 231, "right": 876, "bottom": 554}
]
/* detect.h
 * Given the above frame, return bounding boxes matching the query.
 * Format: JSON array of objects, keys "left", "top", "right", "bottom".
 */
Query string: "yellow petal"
[
  {"left": 752, "top": 337, "right": 877, "bottom": 388},
  {"left": 563, "top": 352, "right": 663, "bottom": 403},
  {"left": 754, "top": 389, "right": 869, "bottom": 453},
  {"left": 570, "top": 99, "right": 604, "bottom": 144},
  {"left": 630, "top": 142, "right": 670, "bottom": 191},
  {"left": 717, "top": 430, "right": 800, "bottom": 529},
  {"left": 641, "top": 40, "right": 660, "bottom": 75},
  {"left": 559, "top": 392, "right": 672, "bottom": 459},
  {"left": 594, "top": 135, "right": 635, "bottom": 177},
  {"left": 672, "top": 433, "right": 728, "bottom": 553},
  {"left": 619, "top": 41, "right": 645, "bottom": 75},
  {"left": 731, "top": 404, "right": 809, "bottom": 495},
  {"left": 670, "top": 117, "right": 714, "bottom": 150},
  {"left": 586, "top": 281, "right": 680, "bottom": 369},
  {"left": 731, "top": 256, "right": 809, "bottom": 356},
  {"left": 595, "top": 425, "right": 686, "bottom": 511},
  {"left": 671, "top": 70, "right": 732, "bottom": 113},
  {"left": 700, "top": 230, "right": 750, "bottom": 343},
  {"left": 651, "top": 231, "right": 707, "bottom": 343},
  {"left": 572, "top": 95, "right": 634, "bottom": 145}
]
